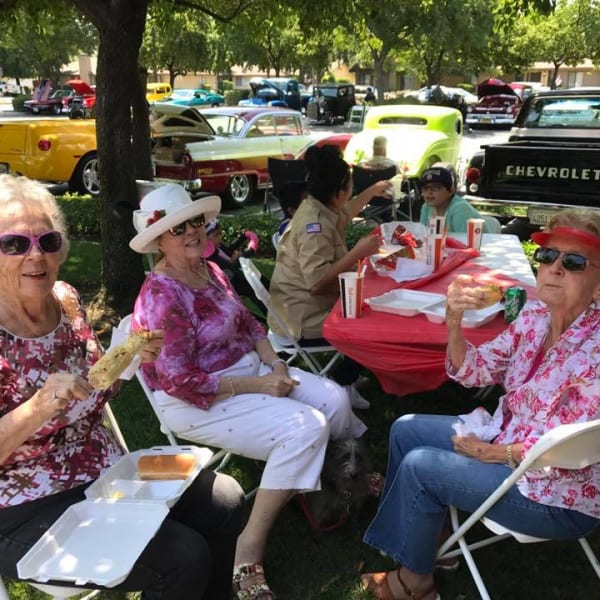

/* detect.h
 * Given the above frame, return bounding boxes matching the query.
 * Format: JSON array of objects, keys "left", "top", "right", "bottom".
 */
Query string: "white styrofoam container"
[
  {"left": 365, "top": 289, "right": 445, "bottom": 317},
  {"left": 17, "top": 445, "right": 213, "bottom": 588},
  {"left": 419, "top": 298, "right": 504, "bottom": 327}
]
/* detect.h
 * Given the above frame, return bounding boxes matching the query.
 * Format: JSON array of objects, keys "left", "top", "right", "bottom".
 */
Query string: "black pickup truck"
[{"left": 464, "top": 88, "right": 600, "bottom": 228}]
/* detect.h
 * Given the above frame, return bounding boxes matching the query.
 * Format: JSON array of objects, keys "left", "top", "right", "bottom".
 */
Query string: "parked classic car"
[
  {"left": 466, "top": 78, "right": 522, "bottom": 127},
  {"left": 238, "top": 77, "right": 303, "bottom": 112},
  {"left": 403, "top": 85, "right": 478, "bottom": 106},
  {"left": 146, "top": 82, "right": 173, "bottom": 103},
  {"left": 164, "top": 88, "right": 225, "bottom": 107},
  {"left": 66, "top": 79, "right": 96, "bottom": 119},
  {"left": 464, "top": 87, "right": 600, "bottom": 229},
  {"left": 306, "top": 84, "right": 356, "bottom": 125},
  {"left": 0, "top": 118, "right": 98, "bottom": 194},
  {"left": 24, "top": 80, "right": 67, "bottom": 115},
  {"left": 150, "top": 104, "right": 351, "bottom": 205},
  {"left": 343, "top": 104, "right": 463, "bottom": 183}
]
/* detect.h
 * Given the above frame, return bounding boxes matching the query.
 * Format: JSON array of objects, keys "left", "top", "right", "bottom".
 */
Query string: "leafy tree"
[
  {"left": 524, "top": 0, "right": 589, "bottom": 88},
  {"left": 0, "top": 5, "right": 96, "bottom": 84},
  {"left": 141, "top": 6, "right": 212, "bottom": 88}
]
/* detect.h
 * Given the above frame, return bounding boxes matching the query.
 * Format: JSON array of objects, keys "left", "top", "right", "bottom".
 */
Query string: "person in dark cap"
[{"left": 418, "top": 166, "right": 483, "bottom": 232}]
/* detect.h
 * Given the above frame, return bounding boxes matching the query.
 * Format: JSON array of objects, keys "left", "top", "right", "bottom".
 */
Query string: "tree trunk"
[{"left": 74, "top": 0, "right": 150, "bottom": 313}]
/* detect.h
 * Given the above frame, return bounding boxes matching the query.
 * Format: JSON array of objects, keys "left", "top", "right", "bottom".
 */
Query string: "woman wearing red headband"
[{"left": 361, "top": 208, "right": 600, "bottom": 600}]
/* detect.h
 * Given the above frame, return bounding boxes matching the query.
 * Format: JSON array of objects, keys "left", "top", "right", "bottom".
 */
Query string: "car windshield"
[
  {"left": 171, "top": 90, "right": 194, "bottom": 100},
  {"left": 203, "top": 114, "right": 246, "bottom": 136},
  {"left": 523, "top": 97, "right": 600, "bottom": 128}
]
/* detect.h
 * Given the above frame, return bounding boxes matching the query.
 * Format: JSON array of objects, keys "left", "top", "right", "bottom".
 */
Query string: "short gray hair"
[{"left": 0, "top": 174, "right": 70, "bottom": 263}]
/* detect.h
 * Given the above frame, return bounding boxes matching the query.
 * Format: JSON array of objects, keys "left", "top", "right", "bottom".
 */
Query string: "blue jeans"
[{"left": 363, "top": 414, "right": 599, "bottom": 574}]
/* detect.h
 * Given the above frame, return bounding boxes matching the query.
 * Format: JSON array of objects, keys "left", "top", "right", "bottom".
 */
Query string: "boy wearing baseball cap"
[{"left": 418, "top": 166, "right": 484, "bottom": 232}]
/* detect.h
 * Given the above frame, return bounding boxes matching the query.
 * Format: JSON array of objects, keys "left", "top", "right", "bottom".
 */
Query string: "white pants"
[{"left": 153, "top": 351, "right": 367, "bottom": 491}]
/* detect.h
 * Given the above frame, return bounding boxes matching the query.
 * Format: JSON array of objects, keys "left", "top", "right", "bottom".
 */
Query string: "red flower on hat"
[{"left": 146, "top": 209, "right": 166, "bottom": 226}]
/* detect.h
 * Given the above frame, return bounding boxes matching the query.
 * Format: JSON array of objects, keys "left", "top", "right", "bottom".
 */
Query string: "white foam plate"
[
  {"left": 17, "top": 500, "right": 169, "bottom": 587},
  {"left": 366, "top": 289, "right": 445, "bottom": 317},
  {"left": 419, "top": 298, "right": 504, "bottom": 327},
  {"left": 86, "top": 445, "right": 214, "bottom": 507}
]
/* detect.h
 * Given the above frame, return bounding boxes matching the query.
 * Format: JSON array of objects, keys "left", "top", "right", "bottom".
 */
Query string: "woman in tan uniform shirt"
[{"left": 269, "top": 145, "right": 392, "bottom": 408}]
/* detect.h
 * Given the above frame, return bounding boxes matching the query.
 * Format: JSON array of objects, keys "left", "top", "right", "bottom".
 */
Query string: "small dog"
[{"left": 302, "top": 438, "right": 373, "bottom": 532}]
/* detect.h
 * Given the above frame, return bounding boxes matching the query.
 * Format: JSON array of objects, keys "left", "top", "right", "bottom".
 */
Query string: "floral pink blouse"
[
  {"left": 132, "top": 262, "right": 267, "bottom": 409},
  {"left": 0, "top": 282, "right": 123, "bottom": 508},
  {"left": 448, "top": 300, "right": 600, "bottom": 518}
]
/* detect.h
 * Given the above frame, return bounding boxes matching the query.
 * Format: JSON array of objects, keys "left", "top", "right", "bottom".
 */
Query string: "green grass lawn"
[{"left": 6, "top": 245, "right": 600, "bottom": 599}]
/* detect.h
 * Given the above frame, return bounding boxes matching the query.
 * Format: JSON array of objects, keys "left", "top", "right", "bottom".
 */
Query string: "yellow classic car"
[
  {"left": 0, "top": 118, "right": 98, "bottom": 194},
  {"left": 343, "top": 104, "right": 463, "bottom": 179},
  {"left": 146, "top": 82, "right": 173, "bottom": 103}
]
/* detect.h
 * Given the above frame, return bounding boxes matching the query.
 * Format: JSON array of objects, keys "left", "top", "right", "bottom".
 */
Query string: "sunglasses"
[
  {"left": 0, "top": 231, "right": 63, "bottom": 256},
  {"left": 533, "top": 246, "right": 600, "bottom": 272},
  {"left": 167, "top": 214, "right": 206, "bottom": 237}
]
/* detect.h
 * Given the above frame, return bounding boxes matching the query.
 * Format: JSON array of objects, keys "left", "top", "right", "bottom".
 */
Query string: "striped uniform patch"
[{"left": 306, "top": 222, "right": 321, "bottom": 233}]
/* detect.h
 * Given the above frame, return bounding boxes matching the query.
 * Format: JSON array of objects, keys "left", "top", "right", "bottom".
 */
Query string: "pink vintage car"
[{"left": 465, "top": 78, "right": 522, "bottom": 128}]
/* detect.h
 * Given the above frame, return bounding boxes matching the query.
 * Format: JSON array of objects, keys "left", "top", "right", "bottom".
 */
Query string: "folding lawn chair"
[
  {"left": 352, "top": 164, "right": 404, "bottom": 223},
  {"left": 267, "top": 157, "right": 308, "bottom": 214},
  {"left": 238, "top": 257, "right": 342, "bottom": 377},
  {"left": 437, "top": 418, "right": 600, "bottom": 599}
]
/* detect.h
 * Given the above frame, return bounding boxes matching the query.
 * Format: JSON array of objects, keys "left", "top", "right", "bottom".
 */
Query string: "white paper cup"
[
  {"left": 338, "top": 272, "right": 364, "bottom": 319},
  {"left": 390, "top": 176, "right": 403, "bottom": 200},
  {"left": 467, "top": 218, "right": 485, "bottom": 250}
]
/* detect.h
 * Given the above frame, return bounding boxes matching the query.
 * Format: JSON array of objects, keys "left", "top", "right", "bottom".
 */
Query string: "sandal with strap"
[
  {"left": 360, "top": 570, "right": 440, "bottom": 600},
  {"left": 232, "top": 563, "right": 275, "bottom": 600}
]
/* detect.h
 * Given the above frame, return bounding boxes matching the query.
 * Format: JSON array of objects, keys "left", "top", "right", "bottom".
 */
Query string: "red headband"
[{"left": 531, "top": 226, "right": 600, "bottom": 252}]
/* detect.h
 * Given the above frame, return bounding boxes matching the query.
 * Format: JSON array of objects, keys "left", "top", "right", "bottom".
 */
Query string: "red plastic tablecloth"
[{"left": 323, "top": 249, "right": 537, "bottom": 397}]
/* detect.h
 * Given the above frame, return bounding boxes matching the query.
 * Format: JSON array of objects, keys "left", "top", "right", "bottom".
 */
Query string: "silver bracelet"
[{"left": 270, "top": 358, "right": 287, "bottom": 368}]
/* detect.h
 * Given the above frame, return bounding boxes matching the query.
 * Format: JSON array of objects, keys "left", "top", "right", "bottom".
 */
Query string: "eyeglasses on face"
[
  {"left": 0, "top": 231, "right": 63, "bottom": 256},
  {"left": 533, "top": 246, "right": 600, "bottom": 272},
  {"left": 167, "top": 214, "right": 206, "bottom": 237}
]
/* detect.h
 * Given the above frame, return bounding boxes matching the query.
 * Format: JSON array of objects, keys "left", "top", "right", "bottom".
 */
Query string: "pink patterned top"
[
  {"left": 132, "top": 262, "right": 267, "bottom": 409},
  {"left": 448, "top": 300, "right": 600, "bottom": 518},
  {"left": 0, "top": 282, "right": 123, "bottom": 508}
]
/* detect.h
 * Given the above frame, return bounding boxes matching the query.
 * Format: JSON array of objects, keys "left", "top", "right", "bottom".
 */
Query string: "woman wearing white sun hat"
[{"left": 130, "top": 184, "right": 366, "bottom": 600}]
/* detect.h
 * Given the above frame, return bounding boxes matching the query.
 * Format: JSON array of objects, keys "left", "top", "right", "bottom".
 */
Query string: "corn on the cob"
[{"left": 88, "top": 330, "right": 152, "bottom": 389}]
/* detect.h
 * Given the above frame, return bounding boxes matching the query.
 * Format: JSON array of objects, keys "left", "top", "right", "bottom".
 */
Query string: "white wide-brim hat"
[{"left": 129, "top": 184, "right": 221, "bottom": 254}]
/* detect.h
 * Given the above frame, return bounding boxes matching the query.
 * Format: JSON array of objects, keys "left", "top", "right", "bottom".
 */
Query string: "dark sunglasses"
[
  {"left": 533, "top": 246, "right": 600, "bottom": 272},
  {"left": 167, "top": 214, "right": 206, "bottom": 237},
  {"left": 0, "top": 231, "right": 63, "bottom": 256}
]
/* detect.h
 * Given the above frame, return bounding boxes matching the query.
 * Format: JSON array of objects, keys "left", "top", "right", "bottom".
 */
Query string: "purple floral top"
[
  {"left": 0, "top": 282, "right": 122, "bottom": 508},
  {"left": 448, "top": 300, "right": 600, "bottom": 518},
  {"left": 132, "top": 262, "right": 266, "bottom": 408}
]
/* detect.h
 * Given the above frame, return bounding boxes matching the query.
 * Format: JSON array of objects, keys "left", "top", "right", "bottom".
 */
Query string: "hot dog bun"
[
  {"left": 138, "top": 453, "right": 196, "bottom": 480},
  {"left": 474, "top": 284, "right": 503, "bottom": 308}
]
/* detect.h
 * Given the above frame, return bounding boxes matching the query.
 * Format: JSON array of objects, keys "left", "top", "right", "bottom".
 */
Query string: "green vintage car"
[{"left": 343, "top": 104, "right": 463, "bottom": 180}]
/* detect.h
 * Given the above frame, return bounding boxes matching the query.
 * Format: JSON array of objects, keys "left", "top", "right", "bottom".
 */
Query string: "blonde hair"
[
  {"left": 0, "top": 174, "right": 70, "bottom": 263},
  {"left": 546, "top": 208, "right": 600, "bottom": 238}
]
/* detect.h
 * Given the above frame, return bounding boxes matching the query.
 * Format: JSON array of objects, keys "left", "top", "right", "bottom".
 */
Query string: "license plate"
[
  {"left": 481, "top": 117, "right": 493, "bottom": 124},
  {"left": 528, "top": 207, "right": 558, "bottom": 226}
]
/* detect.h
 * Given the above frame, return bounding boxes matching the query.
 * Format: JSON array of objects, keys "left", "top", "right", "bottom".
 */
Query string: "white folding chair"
[
  {"left": 238, "top": 257, "right": 342, "bottom": 377},
  {"left": 437, "top": 419, "right": 600, "bottom": 600},
  {"left": 117, "top": 316, "right": 256, "bottom": 498}
]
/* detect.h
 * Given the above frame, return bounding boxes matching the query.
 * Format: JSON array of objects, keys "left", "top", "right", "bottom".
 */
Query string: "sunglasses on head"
[
  {"left": 0, "top": 231, "right": 63, "bottom": 256},
  {"left": 533, "top": 246, "right": 600, "bottom": 272},
  {"left": 167, "top": 214, "right": 206, "bottom": 237}
]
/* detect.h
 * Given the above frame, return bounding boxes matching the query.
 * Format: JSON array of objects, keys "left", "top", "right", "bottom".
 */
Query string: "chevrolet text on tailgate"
[{"left": 464, "top": 88, "right": 600, "bottom": 226}]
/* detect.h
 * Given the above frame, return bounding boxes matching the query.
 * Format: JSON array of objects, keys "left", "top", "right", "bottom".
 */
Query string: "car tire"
[
  {"left": 69, "top": 152, "right": 100, "bottom": 196},
  {"left": 211, "top": 102, "right": 220, "bottom": 107},
  {"left": 226, "top": 174, "right": 254, "bottom": 206},
  {"left": 51, "top": 103, "right": 62, "bottom": 116}
]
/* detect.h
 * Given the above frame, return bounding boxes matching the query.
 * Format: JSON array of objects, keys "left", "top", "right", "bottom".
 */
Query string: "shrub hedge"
[{"left": 57, "top": 194, "right": 373, "bottom": 258}]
